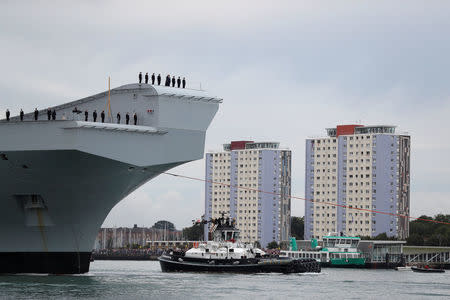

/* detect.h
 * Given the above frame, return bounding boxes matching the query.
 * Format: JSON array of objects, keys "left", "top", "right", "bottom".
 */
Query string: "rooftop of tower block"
[
  {"left": 223, "top": 141, "right": 280, "bottom": 151},
  {"left": 326, "top": 125, "right": 396, "bottom": 137}
]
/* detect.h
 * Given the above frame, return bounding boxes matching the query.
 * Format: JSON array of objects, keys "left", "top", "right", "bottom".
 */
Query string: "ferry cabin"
[
  {"left": 280, "top": 236, "right": 365, "bottom": 266},
  {"left": 280, "top": 250, "right": 363, "bottom": 264}
]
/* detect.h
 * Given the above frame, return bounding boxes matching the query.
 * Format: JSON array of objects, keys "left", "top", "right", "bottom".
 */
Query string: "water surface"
[{"left": 1, "top": 261, "right": 449, "bottom": 299}]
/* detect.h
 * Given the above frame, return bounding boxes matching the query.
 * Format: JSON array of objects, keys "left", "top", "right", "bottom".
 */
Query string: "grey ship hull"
[{"left": 0, "top": 83, "right": 221, "bottom": 273}]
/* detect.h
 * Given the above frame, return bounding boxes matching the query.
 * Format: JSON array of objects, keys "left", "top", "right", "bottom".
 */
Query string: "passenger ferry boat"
[
  {"left": 158, "top": 215, "right": 320, "bottom": 273},
  {"left": 280, "top": 234, "right": 366, "bottom": 267}
]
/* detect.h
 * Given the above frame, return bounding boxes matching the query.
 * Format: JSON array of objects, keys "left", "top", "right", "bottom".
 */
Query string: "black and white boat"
[
  {"left": 411, "top": 266, "right": 445, "bottom": 273},
  {"left": 158, "top": 215, "right": 320, "bottom": 274}
]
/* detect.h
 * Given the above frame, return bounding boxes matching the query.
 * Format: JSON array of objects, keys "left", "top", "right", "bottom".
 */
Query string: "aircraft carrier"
[{"left": 0, "top": 82, "right": 221, "bottom": 273}]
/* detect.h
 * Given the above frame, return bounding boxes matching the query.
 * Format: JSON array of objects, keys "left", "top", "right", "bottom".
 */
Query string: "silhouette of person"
[
  {"left": 52, "top": 109, "right": 56, "bottom": 120},
  {"left": 133, "top": 113, "right": 137, "bottom": 125},
  {"left": 171, "top": 76, "right": 176, "bottom": 87},
  {"left": 34, "top": 108, "right": 39, "bottom": 121},
  {"left": 6, "top": 109, "right": 10, "bottom": 121},
  {"left": 157, "top": 74, "right": 161, "bottom": 85},
  {"left": 117, "top": 112, "right": 121, "bottom": 124},
  {"left": 126, "top": 112, "right": 130, "bottom": 125},
  {"left": 72, "top": 107, "right": 81, "bottom": 114},
  {"left": 85, "top": 110, "right": 88, "bottom": 121},
  {"left": 182, "top": 77, "right": 186, "bottom": 88},
  {"left": 101, "top": 110, "right": 105, "bottom": 123},
  {"left": 139, "top": 72, "right": 142, "bottom": 84},
  {"left": 151, "top": 73, "right": 155, "bottom": 85},
  {"left": 165, "top": 75, "right": 170, "bottom": 86},
  {"left": 145, "top": 72, "right": 149, "bottom": 84},
  {"left": 20, "top": 109, "right": 24, "bottom": 121},
  {"left": 47, "top": 108, "right": 51, "bottom": 120},
  {"left": 177, "top": 76, "right": 181, "bottom": 88},
  {"left": 93, "top": 110, "right": 98, "bottom": 122}
]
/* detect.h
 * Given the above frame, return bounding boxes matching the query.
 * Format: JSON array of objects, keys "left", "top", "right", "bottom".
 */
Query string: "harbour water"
[{"left": 0, "top": 261, "right": 449, "bottom": 299}]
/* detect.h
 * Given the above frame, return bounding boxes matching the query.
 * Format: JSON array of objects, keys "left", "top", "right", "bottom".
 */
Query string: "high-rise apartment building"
[
  {"left": 205, "top": 141, "right": 291, "bottom": 247},
  {"left": 305, "top": 125, "right": 410, "bottom": 240}
]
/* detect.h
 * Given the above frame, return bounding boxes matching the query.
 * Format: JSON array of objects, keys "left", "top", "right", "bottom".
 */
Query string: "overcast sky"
[{"left": 1, "top": 1, "right": 449, "bottom": 230}]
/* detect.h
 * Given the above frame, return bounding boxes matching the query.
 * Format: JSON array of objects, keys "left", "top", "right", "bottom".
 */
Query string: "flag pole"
[{"left": 108, "top": 76, "right": 112, "bottom": 121}]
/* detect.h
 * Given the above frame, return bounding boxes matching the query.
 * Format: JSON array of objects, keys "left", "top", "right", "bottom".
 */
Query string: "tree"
[
  {"left": 356, "top": 233, "right": 397, "bottom": 241},
  {"left": 290, "top": 216, "right": 304, "bottom": 240},
  {"left": 152, "top": 220, "right": 175, "bottom": 231},
  {"left": 182, "top": 222, "right": 203, "bottom": 240},
  {"left": 267, "top": 241, "right": 279, "bottom": 249},
  {"left": 406, "top": 233, "right": 424, "bottom": 246},
  {"left": 408, "top": 214, "right": 450, "bottom": 246}
]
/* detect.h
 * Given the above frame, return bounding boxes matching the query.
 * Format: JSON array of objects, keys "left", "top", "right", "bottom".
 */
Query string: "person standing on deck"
[
  {"left": 34, "top": 108, "right": 39, "bottom": 121},
  {"left": 93, "top": 110, "right": 97, "bottom": 122},
  {"left": 117, "top": 112, "right": 121, "bottom": 124},
  {"left": 165, "top": 75, "right": 170, "bottom": 86},
  {"left": 133, "top": 113, "right": 137, "bottom": 125},
  {"left": 171, "top": 76, "right": 176, "bottom": 87},
  {"left": 84, "top": 110, "right": 88, "bottom": 121},
  {"left": 138, "top": 72, "right": 142, "bottom": 84},
  {"left": 126, "top": 112, "right": 130, "bottom": 125},
  {"left": 157, "top": 74, "right": 161, "bottom": 85},
  {"left": 52, "top": 109, "right": 56, "bottom": 120},
  {"left": 47, "top": 108, "right": 51, "bottom": 120},
  {"left": 5, "top": 109, "right": 10, "bottom": 121},
  {"left": 145, "top": 72, "right": 149, "bottom": 84},
  {"left": 101, "top": 110, "right": 105, "bottom": 123},
  {"left": 20, "top": 109, "right": 24, "bottom": 121},
  {"left": 177, "top": 77, "right": 181, "bottom": 88},
  {"left": 182, "top": 77, "right": 186, "bottom": 88},
  {"left": 151, "top": 73, "right": 155, "bottom": 85}
]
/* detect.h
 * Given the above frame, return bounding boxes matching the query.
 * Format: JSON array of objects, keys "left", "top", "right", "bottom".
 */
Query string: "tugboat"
[{"left": 158, "top": 214, "right": 320, "bottom": 273}]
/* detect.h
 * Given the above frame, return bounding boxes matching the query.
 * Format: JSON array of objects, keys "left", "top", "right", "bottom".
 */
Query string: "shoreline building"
[
  {"left": 205, "top": 141, "right": 291, "bottom": 247},
  {"left": 94, "top": 224, "right": 183, "bottom": 250},
  {"left": 305, "top": 125, "right": 410, "bottom": 240}
]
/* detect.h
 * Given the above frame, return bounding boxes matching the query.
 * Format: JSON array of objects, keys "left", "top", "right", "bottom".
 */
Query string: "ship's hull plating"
[
  {"left": 0, "top": 252, "right": 92, "bottom": 274},
  {"left": 0, "top": 150, "right": 182, "bottom": 273}
]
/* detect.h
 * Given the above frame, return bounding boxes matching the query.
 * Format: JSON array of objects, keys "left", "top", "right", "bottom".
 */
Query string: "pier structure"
[{"left": 403, "top": 246, "right": 450, "bottom": 267}]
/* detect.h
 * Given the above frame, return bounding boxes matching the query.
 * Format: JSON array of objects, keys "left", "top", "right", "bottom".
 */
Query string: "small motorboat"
[{"left": 411, "top": 266, "right": 445, "bottom": 273}]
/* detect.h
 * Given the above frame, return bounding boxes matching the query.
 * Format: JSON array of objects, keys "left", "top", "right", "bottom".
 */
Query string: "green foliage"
[
  {"left": 182, "top": 222, "right": 203, "bottom": 241},
  {"left": 290, "top": 216, "right": 304, "bottom": 240},
  {"left": 267, "top": 241, "right": 279, "bottom": 249},
  {"left": 407, "top": 215, "right": 450, "bottom": 246},
  {"left": 406, "top": 233, "right": 424, "bottom": 246},
  {"left": 152, "top": 220, "right": 176, "bottom": 231},
  {"left": 357, "top": 233, "right": 398, "bottom": 241}
]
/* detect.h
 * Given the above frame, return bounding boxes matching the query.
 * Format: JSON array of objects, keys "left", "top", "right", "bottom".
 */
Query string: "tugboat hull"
[
  {"left": 158, "top": 255, "right": 320, "bottom": 274},
  {"left": 159, "top": 256, "right": 262, "bottom": 273}
]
